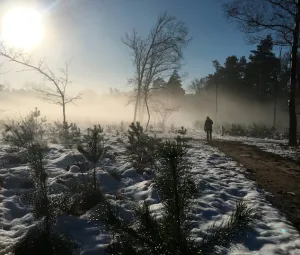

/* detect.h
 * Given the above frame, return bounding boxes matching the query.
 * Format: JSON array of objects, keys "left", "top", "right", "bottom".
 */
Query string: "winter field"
[{"left": 0, "top": 129, "right": 300, "bottom": 255}]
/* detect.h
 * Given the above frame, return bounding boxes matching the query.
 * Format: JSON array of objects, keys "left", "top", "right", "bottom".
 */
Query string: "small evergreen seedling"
[
  {"left": 97, "top": 138, "right": 258, "bottom": 255},
  {"left": 2, "top": 107, "right": 47, "bottom": 150},
  {"left": 77, "top": 124, "right": 105, "bottom": 190},
  {"left": 126, "top": 122, "right": 160, "bottom": 173},
  {"left": 177, "top": 126, "right": 187, "bottom": 135},
  {"left": 13, "top": 143, "right": 79, "bottom": 255},
  {"left": 49, "top": 121, "right": 81, "bottom": 147}
]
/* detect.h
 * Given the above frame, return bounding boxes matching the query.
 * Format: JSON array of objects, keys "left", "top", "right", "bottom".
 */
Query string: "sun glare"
[{"left": 1, "top": 6, "right": 43, "bottom": 50}]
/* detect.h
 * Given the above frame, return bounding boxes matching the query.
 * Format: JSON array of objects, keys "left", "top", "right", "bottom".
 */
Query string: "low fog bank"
[
  {"left": 161, "top": 92, "right": 290, "bottom": 131},
  {"left": 0, "top": 89, "right": 291, "bottom": 131},
  {"left": 177, "top": 92, "right": 289, "bottom": 130},
  {"left": 0, "top": 90, "right": 134, "bottom": 125}
]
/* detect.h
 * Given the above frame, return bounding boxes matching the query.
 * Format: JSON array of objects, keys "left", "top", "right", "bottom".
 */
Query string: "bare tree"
[
  {"left": 188, "top": 77, "right": 208, "bottom": 94},
  {"left": 123, "top": 11, "right": 190, "bottom": 127},
  {"left": 0, "top": 43, "right": 81, "bottom": 125},
  {"left": 223, "top": 0, "right": 299, "bottom": 146},
  {"left": 152, "top": 100, "right": 179, "bottom": 131}
]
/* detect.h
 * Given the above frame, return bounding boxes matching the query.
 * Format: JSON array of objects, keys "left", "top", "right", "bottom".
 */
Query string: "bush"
[
  {"left": 62, "top": 178, "right": 103, "bottom": 216},
  {"left": 126, "top": 122, "right": 161, "bottom": 174},
  {"left": 227, "top": 124, "right": 247, "bottom": 137},
  {"left": 223, "top": 122, "right": 287, "bottom": 139},
  {"left": 177, "top": 126, "right": 187, "bottom": 135},
  {"left": 47, "top": 121, "right": 81, "bottom": 147},
  {"left": 12, "top": 221, "right": 79, "bottom": 255},
  {"left": 149, "top": 125, "right": 154, "bottom": 133},
  {"left": 248, "top": 122, "right": 275, "bottom": 139},
  {"left": 2, "top": 107, "right": 47, "bottom": 149}
]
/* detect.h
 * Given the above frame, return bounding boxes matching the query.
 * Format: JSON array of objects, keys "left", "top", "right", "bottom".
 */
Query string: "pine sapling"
[
  {"left": 2, "top": 107, "right": 47, "bottom": 150},
  {"left": 96, "top": 138, "right": 258, "bottom": 255},
  {"left": 154, "top": 139, "right": 197, "bottom": 254},
  {"left": 13, "top": 143, "right": 78, "bottom": 255},
  {"left": 77, "top": 124, "right": 105, "bottom": 190},
  {"left": 126, "top": 122, "right": 160, "bottom": 173},
  {"left": 177, "top": 126, "right": 187, "bottom": 136},
  {"left": 49, "top": 121, "right": 81, "bottom": 147}
]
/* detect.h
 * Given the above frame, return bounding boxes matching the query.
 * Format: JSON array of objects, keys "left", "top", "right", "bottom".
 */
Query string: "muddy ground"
[{"left": 210, "top": 139, "right": 300, "bottom": 233}]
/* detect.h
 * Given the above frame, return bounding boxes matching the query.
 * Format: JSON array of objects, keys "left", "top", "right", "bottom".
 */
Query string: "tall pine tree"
[
  {"left": 246, "top": 35, "right": 280, "bottom": 97},
  {"left": 164, "top": 70, "right": 185, "bottom": 97}
]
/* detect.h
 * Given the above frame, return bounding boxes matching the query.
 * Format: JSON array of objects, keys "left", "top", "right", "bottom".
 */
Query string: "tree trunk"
[
  {"left": 62, "top": 101, "right": 66, "bottom": 125},
  {"left": 274, "top": 47, "right": 282, "bottom": 129},
  {"left": 133, "top": 83, "right": 142, "bottom": 123},
  {"left": 145, "top": 95, "right": 151, "bottom": 131},
  {"left": 93, "top": 167, "right": 96, "bottom": 190},
  {"left": 133, "top": 99, "right": 138, "bottom": 123},
  {"left": 289, "top": 1, "right": 300, "bottom": 146},
  {"left": 140, "top": 99, "right": 145, "bottom": 124},
  {"left": 273, "top": 82, "right": 277, "bottom": 129},
  {"left": 215, "top": 83, "right": 218, "bottom": 122}
]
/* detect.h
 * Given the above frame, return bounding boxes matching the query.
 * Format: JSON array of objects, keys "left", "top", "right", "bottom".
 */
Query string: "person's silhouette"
[{"left": 204, "top": 116, "right": 213, "bottom": 140}]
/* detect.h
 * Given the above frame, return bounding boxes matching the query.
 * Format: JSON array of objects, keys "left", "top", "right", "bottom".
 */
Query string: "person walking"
[{"left": 204, "top": 116, "right": 213, "bottom": 141}]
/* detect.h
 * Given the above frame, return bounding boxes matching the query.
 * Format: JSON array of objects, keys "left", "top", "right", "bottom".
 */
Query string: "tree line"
[{"left": 189, "top": 35, "right": 289, "bottom": 100}]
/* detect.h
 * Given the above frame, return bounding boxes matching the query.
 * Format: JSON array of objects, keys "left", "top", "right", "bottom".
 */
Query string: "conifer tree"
[
  {"left": 126, "top": 122, "right": 160, "bottom": 173},
  {"left": 77, "top": 124, "right": 105, "bottom": 189},
  {"left": 95, "top": 138, "right": 258, "bottom": 255},
  {"left": 164, "top": 70, "right": 185, "bottom": 97},
  {"left": 13, "top": 143, "right": 78, "bottom": 255}
]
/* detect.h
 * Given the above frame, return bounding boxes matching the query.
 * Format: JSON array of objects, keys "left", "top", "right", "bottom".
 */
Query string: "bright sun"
[{"left": 1, "top": 6, "right": 43, "bottom": 50}]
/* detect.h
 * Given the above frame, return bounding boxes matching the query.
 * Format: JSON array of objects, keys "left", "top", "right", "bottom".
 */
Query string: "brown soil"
[{"left": 210, "top": 139, "right": 300, "bottom": 233}]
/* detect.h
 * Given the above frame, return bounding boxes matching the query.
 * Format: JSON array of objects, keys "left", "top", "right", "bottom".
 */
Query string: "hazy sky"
[{"left": 0, "top": 0, "right": 258, "bottom": 94}]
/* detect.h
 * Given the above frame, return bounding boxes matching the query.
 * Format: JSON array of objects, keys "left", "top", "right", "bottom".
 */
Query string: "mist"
[{"left": 0, "top": 87, "right": 289, "bottom": 132}]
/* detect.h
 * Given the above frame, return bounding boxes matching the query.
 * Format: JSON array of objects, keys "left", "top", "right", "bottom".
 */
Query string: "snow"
[
  {"left": 215, "top": 134, "right": 300, "bottom": 161},
  {"left": 0, "top": 132, "right": 299, "bottom": 255}
]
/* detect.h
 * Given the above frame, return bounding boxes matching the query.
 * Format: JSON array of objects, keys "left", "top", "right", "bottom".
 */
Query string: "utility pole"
[
  {"left": 215, "top": 82, "right": 218, "bottom": 122},
  {"left": 274, "top": 46, "right": 282, "bottom": 129}
]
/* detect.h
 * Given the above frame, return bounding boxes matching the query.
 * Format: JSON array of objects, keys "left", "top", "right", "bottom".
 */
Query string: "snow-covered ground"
[
  {"left": 214, "top": 134, "right": 299, "bottom": 161},
  {"left": 0, "top": 132, "right": 300, "bottom": 255}
]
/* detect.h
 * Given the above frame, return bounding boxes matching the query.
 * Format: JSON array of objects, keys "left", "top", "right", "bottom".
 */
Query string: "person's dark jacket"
[{"left": 204, "top": 118, "right": 213, "bottom": 131}]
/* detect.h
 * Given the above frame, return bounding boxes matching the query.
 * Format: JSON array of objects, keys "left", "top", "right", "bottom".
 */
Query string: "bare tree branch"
[
  {"left": 223, "top": 0, "right": 295, "bottom": 45},
  {"left": 0, "top": 43, "right": 81, "bottom": 124},
  {"left": 151, "top": 99, "right": 179, "bottom": 131}
]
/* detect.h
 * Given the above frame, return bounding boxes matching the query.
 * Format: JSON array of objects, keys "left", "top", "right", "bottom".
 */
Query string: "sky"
[{"left": 0, "top": 0, "right": 260, "bottom": 94}]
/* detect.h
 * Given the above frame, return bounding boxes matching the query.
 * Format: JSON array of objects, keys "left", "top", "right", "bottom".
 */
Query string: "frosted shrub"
[{"left": 2, "top": 107, "right": 47, "bottom": 149}]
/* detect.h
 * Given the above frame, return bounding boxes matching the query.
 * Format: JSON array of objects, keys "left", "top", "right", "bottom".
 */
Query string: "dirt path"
[{"left": 210, "top": 139, "right": 300, "bottom": 233}]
